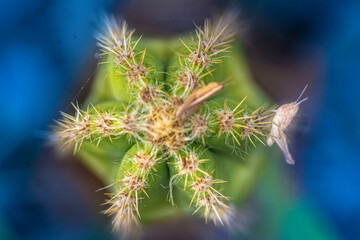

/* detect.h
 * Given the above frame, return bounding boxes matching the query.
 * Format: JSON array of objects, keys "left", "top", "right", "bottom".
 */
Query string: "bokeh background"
[{"left": 0, "top": 0, "right": 359, "bottom": 239}]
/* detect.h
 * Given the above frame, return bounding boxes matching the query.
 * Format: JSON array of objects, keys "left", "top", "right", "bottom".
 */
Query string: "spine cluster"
[
  {"left": 104, "top": 146, "right": 160, "bottom": 233},
  {"left": 213, "top": 98, "right": 274, "bottom": 151},
  {"left": 169, "top": 149, "right": 232, "bottom": 225}
]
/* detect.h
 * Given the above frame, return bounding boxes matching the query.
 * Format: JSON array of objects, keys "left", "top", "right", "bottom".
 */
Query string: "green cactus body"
[{"left": 53, "top": 15, "right": 302, "bottom": 238}]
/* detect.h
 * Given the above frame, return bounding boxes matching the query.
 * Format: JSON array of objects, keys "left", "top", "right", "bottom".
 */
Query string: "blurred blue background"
[{"left": 0, "top": 0, "right": 359, "bottom": 239}]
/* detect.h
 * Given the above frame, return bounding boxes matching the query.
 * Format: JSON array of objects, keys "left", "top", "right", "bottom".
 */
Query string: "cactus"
[{"left": 53, "top": 15, "right": 305, "bottom": 238}]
